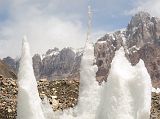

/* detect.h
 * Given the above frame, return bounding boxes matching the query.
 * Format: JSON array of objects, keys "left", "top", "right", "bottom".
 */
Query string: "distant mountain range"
[
  {"left": 2, "top": 47, "right": 82, "bottom": 80},
  {"left": 1, "top": 11, "right": 160, "bottom": 88}
]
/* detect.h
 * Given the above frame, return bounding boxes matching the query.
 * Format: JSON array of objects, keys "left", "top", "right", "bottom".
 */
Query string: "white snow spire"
[
  {"left": 130, "top": 60, "right": 151, "bottom": 119},
  {"left": 96, "top": 48, "right": 134, "bottom": 119},
  {"left": 86, "top": 4, "right": 92, "bottom": 42},
  {"left": 75, "top": 42, "right": 101, "bottom": 119},
  {"left": 23, "top": 35, "right": 27, "bottom": 42},
  {"left": 84, "top": 1, "right": 93, "bottom": 49},
  {"left": 17, "top": 36, "right": 46, "bottom": 119},
  {"left": 96, "top": 48, "right": 151, "bottom": 119}
]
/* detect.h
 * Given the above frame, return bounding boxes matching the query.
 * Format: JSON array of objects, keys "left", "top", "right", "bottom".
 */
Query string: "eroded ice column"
[
  {"left": 130, "top": 60, "right": 151, "bottom": 119},
  {"left": 96, "top": 48, "right": 134, "bottom": 119},
  {"left": 17, "top": 36, "right": 45, "bottom": 119},
  {"left": 96, "top": 47, "right": 152, "bottom": 119},
  {"left": 76, "top": 42, "right": 101, "bottom": 119}
]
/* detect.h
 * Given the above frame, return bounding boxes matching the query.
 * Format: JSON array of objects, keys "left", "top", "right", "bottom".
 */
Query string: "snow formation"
[
  {"left": 16, "top": 38, "right": 152, "bottom": 119},
  {"left": 59, "top": 42, "right": 102, "bottom": 119},
  {"left": 96, "top": 48, "right": 151, "bottom": 119},
  {"left": 76, "top": 42, "right": 102, "bottom": 118},
  {"left": 130, "top": 60, "right": 151, "bottom": 119},
  {"left": 17, "top": 36, "right": 45, "bottom": 119}
]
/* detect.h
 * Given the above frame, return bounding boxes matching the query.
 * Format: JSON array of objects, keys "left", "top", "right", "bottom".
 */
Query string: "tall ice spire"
[
  {"left": 86, "top": 3, "right": 92, "bottom": 42},
  {"left": 17, "top": 36, "right": 45, "bottom": 119}
]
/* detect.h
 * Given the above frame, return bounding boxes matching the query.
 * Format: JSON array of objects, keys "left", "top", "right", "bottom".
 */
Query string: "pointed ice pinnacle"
[
  {"left": 59, "top": 42, "right": 101, "bottom": 119},
  {"left": 76, "top": 42, "right": 101, "bottom": 118},
  {"left": 96, "top": 48, "right": 151, "bottom": 119},
  {"left": 17, "top": 36, "right": 45, "bottom": 119},
  {"left": 23, "top": 35, "right": 27, "bottom": 43}
]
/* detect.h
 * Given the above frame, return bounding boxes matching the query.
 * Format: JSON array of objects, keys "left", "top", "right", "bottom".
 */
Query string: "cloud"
[
  {"left": 0, "top": 17, "right": 86, "bottom": 57},
  {"left": 126, "top": 0, "right": 160, "bottom": 17},
  {"left": 0, "top": 0, "right": 138, "bottom": 58},
  {"left": 0, "top": 0, "right": 90, "bottom": 58}
]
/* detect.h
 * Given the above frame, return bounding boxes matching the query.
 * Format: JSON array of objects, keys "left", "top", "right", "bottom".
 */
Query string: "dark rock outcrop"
[
  {"left": 3, "top": 47, "right": 82, "bottom": 80},
  {"left": 95, "top": 30, "right": 125, "bottom": 82},
  {"left": 95, "top": 11, "right": 160, "bottom": 88},
  {"left": 32, "top": 47, "right": 82, "bottom": 80},
  {"left": 32, "top": 54, "right": 42, "bottom": 79},
  {"left": 0, "top": 60, "right": 17, "bottom": 79},
  {"left": 41, "top": 48, "right": 75, "bottom": 78},
  {"left": 2, "top": 57, "right": 18, "bottom": 73},
  {"left": 126, "top": 12, "right": 160, "bottom": 88}
]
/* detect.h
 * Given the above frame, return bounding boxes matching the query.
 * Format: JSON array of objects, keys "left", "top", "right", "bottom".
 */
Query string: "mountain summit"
[{"left": 95, "top": 11, "right": 160, "bottom": 87}]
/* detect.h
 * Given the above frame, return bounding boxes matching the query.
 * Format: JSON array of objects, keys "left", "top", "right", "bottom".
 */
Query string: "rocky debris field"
[
  {"left": 0, "top": 75, "right": 160, "bottom": 119},
  {"left": 151, "top": 92, "right": 160, "bottom": 119},
  {"left": 0, "top": 75, "right": 17, "bottom": 119},
  {"left": 38, "top": 79, "right": 79, "bottom": 111},
  {"left": 0, "top": 76, "right": 79, "bottom": 119}
]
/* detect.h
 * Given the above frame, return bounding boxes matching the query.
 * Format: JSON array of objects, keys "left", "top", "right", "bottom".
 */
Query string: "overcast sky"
[{"left": 0, "top": 0, "right": 160, "bottom": 58}]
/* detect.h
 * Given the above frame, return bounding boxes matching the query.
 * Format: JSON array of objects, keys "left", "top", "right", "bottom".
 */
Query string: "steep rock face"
[
  {"left": 2, "top": 57, "right": 18, "bottom": 73},
  {"left": 0, "top": 60, "right": 17, "bottom": 79},
  {"left": 126, "top": 12, "right": 160, "bottom": 47},
  {"left": 3, "top": 48, "right": 81, "bottom": 80},
  {"left": 128, "top": 44, "right": 160, "bottom": 88},
  {"left": 33, "top": 48, "right": 81, "bottom": 80},
  {"left": 126, "top": 12, "right": 160, "bottom": 88},
  {"left": 95, "top": 11, "right": 160, "bottom": 87},
  {"left": 32, "top": 54, "right": 42, "bottom": 79},
  {"left": 71, "top": 50, "right": 82, "bottom": 75},
  {"left": 41, "top": 48, "right": 75, "bottom": 79},
  {"left": 95, "top": 30, "right": 125, "bottom": 82}
]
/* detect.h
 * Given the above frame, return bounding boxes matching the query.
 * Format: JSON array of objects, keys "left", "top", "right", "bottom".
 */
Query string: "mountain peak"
[
  {"left": 135, "top": 11, "right": 150, "bottom": 18},
  {"left": 129, "top": 11, "right": 151, "bottom": 27},
  {"left": 46, "top": 48, "right": 59, "bottom": 55}
]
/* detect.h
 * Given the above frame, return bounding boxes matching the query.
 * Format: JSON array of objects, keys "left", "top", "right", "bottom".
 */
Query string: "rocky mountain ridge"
[
  {"left": 33, "top": 47, "right": 82, "bottom": 80},
  {"left": 3, "top": 47, "right": 82, "bottom": 80},
  {"left": 2, "top": 11, "right": 160, "bottom": 88},
  {"left": 0, "top": 60, "right": 17, "bottom": 79},
  {"left": 95, "top": 11, "right": 160, "bottom": 88}
]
